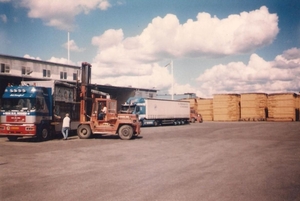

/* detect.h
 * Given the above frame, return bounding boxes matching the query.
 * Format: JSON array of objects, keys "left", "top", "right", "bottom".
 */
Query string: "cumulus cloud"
[
  {"left": 62, "top": 40, "right": 85, "bottom": 52},
  {"left": 47, "top": 57, "right": 75, "bottom": 65},
  {"left": 23, "top": 54, "right": 41, "bottom": 60},
  {"left": 92, "top": 6, "right": 278, "bottom": 65},
  {"left": 18, "top": 0, "right": 111, "bottom": 30},
  {"left": 196, "top": 48, "right": 300, "bottom": 97},
  {"left": 90, "top": 6, "right": 279, "bottom": 95}
]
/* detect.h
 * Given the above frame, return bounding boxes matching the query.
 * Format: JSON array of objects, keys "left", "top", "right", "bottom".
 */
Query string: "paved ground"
[{"left": 0, "top": 122, "right": 300, "bottom": 201}]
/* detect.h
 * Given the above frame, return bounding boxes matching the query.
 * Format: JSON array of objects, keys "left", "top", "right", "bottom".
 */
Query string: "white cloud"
[
  {"left": 18, "top": 0, "right": 111, "bottom": 30},
  {"left": 196, "top": 48, "right": 300, "bottom": 97},
  {"left": 92, "top": 29, "right": 124, "bottom": 50},
  {"left": 0, "top": 14, "right": 7, "bottom": 23},
  {"left": 47, "top": 57, "right": 75, "bottom": 65},
  {"left": 90, "top": 6, "right": 279, "bottom": 96},
  {"left": 62, "top": 40, "right": 85, "bottom": 52},
  {"left": 23, "top": 54, "right": 41, "bottom": 60}
]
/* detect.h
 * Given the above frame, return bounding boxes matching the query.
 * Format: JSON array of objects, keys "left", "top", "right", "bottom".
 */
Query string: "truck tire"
[
  {"left": 38, "top": 127, "right": 50, "bottom": 141},
  {"left": 77, "top": 124, "right": 92, "bottom": 139},
  {"left": 7, "top": 136, "right": 18, "bottom": 141},
  {"left": 118, "top": 125, "right": 133, "bottom": 140}
]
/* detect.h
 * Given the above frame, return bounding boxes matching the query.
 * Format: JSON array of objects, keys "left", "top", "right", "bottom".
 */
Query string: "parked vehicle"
[
  {"left": 121, "top": 97, "right": 190, "bottom": 126},
  {"left": 0, "top": 80, "right": 79, "bottom": 141}
]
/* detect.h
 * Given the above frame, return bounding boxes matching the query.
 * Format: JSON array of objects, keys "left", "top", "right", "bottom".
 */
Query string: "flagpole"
[
  {"left": 171, "top": 60, "right": 174, "bottom": 100},
  {"left": 68, "top": 32, "right": 70, "bottom": 64}
]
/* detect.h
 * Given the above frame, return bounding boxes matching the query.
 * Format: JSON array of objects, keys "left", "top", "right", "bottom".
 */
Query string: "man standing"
[{"left": 62, "top": 113, "right": 70, "bottom": 140}]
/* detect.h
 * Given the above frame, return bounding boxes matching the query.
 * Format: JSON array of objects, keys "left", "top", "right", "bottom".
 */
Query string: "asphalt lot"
[{"left": 1, "top": 122, "right": 300, "bottom": 201}]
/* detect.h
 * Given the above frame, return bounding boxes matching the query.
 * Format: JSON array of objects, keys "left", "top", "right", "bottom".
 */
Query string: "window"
[
  {"left": 1, "top": 64, "right": 10, "bottom": 73},
  {"left": 21, "top": 67, "right": 26, "bottom": 75},
  {"left": 60, "top": 72, "right": 67, "bottom": 79},
  {"left": 73, "top": 73, "right": 78, "bottom": 81},
  {"left": 5, "top": 65, "right": 10, "bottom": 73},
  {"left": 22, "top": 66, "right": 32, "bottom": 75},
  {"left": 43, "top": 69, "right": 51, "bottom": 77}
]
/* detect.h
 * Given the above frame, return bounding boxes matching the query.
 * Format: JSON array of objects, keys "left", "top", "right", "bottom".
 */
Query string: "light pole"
[
  {"left": 67, "top": 32, "right": 70, "bottom": 64},
  {"left": 165, "top": 60, "right": 174, "bottom": 100}
]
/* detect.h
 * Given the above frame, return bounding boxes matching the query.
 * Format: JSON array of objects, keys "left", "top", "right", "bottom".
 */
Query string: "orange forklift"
[{"left": 76, "top": 62, "right": 141, "bottom": 140}]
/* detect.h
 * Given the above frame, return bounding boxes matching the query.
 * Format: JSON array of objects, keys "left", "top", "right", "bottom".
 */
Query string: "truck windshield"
[
  {"left": 120, "top": 105, "right": 139, "bottom": 114},
  {"left": 1, "top": 98, "right": 36, "bottom": 111}
]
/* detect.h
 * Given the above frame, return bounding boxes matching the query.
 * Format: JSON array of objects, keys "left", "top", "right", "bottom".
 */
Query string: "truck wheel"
[
  {"left": 38, "top": 127, "right": 50, "bottom": 141},
  {"left": 118, "top": 125, "right": 133, "bottom": 140},
  {"left": 77, "top": 124, "right": 92, "bottom": 139},
  {"left": 7, "top": 136, "right": 18, "bottom": 141}
]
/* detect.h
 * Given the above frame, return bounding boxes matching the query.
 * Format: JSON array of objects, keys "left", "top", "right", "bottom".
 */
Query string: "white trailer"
[{"left": 122, "top": 97, "right": 190, "bottom": 126}]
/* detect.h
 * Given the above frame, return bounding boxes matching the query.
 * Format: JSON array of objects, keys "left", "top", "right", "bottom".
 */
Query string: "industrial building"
[{"left": 0, "top": 54, "right": 157, "bottom": 109}]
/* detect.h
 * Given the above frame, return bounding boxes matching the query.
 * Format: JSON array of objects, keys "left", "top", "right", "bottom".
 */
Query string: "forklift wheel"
[
  {"left": 118, "top": 125, "right": 133, "bottom": 140},
  {"left": 77, "top": 124, "right": 92, "bottom": 139}
]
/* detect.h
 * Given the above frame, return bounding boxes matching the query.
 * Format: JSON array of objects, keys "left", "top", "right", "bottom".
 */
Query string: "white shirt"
[
  {"left": 62, "top": 116, "right": 70, "bottom": 128},
  {"left": 102, "top": 106, "right": 107, "bottom": 114}
]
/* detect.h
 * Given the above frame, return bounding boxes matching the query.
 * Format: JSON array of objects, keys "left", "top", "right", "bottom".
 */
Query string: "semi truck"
[
  {"left": 120, "top": 97, "right": 191, "bottom": 126},
  {"left": 0, "top": 80, "right": 79, "bottom": 141}
]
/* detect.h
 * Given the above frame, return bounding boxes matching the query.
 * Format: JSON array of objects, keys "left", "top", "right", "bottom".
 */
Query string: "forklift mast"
[{"left": 80, "top": 62, "right": 92, "bottom": 122}]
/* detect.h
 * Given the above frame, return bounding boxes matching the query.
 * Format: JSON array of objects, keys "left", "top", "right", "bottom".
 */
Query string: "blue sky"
[{"left": 0, "top": 0, "right": 299, "bottom": 97}]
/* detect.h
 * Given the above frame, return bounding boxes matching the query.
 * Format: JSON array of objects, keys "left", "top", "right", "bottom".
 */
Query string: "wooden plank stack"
[
  {"left": 240, "top": 93, "right": 267, "bottom": 121},
  {"left": 267, "top": 93, "right": 297, "bottom": 121},
  {"left": 197, "top": 98, "right": 213, "bottom": 121},
  {"left": 213, "top": 94, "right": 240, "bottom": 121},
  {"left": 183, "top": 98, "right": 198, "bottom": 111}
]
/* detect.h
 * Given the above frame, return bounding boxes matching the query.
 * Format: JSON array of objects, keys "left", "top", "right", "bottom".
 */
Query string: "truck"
[
  {"left": 76, "top": 62, "right": 140, "bottom": 140},
  {"left": 0, "top": 80, "right": 80, "bottom": 141},
  {"left": 120, "top": 97, "right": 191, "bottom": 126}
]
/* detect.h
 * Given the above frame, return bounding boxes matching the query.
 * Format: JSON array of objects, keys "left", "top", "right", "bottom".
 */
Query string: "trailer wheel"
[
  {"left": 118, "top": 125, "right": 133, "bottom": 140},
  {"left": 77, "top": 124, "right": 92, "bottom": 139},
  {"left": 7, "top": 136, "right": 18, "bottom": 141}
]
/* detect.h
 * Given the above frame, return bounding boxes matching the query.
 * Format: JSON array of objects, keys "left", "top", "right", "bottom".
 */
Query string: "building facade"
[{"left": 0, "top": 54, "right": 157, "bottom": 109}]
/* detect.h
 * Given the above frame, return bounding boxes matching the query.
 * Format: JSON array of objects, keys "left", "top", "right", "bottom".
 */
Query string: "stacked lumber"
[
  {"left": 267, "top": 93, "right": 297, "bottom": 122},
  {"left": 183, "top": 98, "right": 198, "bottom": 111},
  {"left": 197, "top": 98, "right": 213, "bottom": 121},
  {"left": 213, "top": 94, "right": 240, "bottom": 121},
  {"left": 240, "top": 93, "right": 267, "bottom": 121}
]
